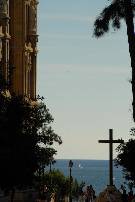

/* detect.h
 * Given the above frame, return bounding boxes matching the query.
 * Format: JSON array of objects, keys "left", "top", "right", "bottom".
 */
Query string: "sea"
[{"left": 50, "top": 159, "right": 128, "bottom": 195}]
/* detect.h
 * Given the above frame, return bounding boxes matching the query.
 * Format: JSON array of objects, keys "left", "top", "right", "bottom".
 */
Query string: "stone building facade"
[{"left": 0, "top": 0, "right": 38, "bottom": 99}]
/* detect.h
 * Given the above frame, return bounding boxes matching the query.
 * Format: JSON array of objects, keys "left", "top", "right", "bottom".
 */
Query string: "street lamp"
[{"left": 69, "top": 160, "right": 73, "bottom": 202}]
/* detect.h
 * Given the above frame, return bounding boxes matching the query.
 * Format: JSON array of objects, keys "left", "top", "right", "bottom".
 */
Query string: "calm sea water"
[{"left": 50, "top": 159, "right": 126, "bottom": 195}]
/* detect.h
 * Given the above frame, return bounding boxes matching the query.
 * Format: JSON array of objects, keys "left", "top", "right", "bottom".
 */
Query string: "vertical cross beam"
[
  {"left": 109, "top": 129, "right": 113, "bottom": 186},
  {"left": 99, "top": 129, "right": 124, "bottom": 186}
]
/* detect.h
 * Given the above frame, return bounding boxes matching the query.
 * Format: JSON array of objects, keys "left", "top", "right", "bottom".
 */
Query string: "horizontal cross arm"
[
  {"left": 98, "top": 140, "right": 110, "bottom": 143},
  {"left": 112, "top": 139, "right": 124, "bottom": 143},
  {"left": 98, "top": 139, "right": 124, "bottom": 143}
]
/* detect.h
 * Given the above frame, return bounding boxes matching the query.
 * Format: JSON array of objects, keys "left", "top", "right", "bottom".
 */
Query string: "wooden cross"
[{"left": 99, "top": 129, "right": 124, "bottom": 186}]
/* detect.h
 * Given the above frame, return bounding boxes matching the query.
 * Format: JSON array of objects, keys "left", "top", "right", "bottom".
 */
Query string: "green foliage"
[
  {"left": 43, "top": 170, "right": 69, "bottom": 199},
  {"left": 93, "top": 0, "right": 135, "bottom": 38},
  {"left": 115, "top": 128, "right": 135, "bottom": 186},
  {"left": 0, "top": 70, "right": 62, "bottom": 191},
  {"left": 40, "top": 169, "right": 85, "bottom": 201},
  {"left": 72, "top": 179, "right": 80, "bottom": 199}
]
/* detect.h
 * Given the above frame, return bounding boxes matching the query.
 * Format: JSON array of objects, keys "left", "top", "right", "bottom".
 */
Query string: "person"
[
  {"left": 84, "top": 185, "right": 94, "bottom": 202},
  {"left": 128, "top": 190, "right": 134, "bottom": 202},
  {"left": 84, "top": 186, "right": 90, "bottom": 202},
  {"left": 119, "top": 184, "right": 126, "bottom": 194},
  {"left": 93, "top": 190, "right": 96, "bottom": 202},
  {"left": 90, "top": 185, "right": 96, "bottom": 202},
  {"left": 121, "top": 189, "right": 128, "bottom": 202}
]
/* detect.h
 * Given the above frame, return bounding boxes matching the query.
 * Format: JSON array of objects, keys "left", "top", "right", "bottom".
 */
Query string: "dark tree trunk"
[{"left": 124, "top": 0, "right": 135, "bottom": 121}]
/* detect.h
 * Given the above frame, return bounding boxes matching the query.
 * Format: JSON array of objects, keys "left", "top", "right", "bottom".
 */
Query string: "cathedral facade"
[{"left": 0, "top": 0, "right": 38, "bottom": 99}]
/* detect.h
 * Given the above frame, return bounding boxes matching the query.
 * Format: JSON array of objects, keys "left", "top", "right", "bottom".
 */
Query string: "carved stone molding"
[
  {"left": 24, "top": 0, "right": 38, "bottom": 6},
  {"left": 4, "top": 32, "right": 11, "bottom": 39},
  {"left": 24, "top": 0, "right": 31, "bottom": 6},
  {"left": 28, "top": 34, "right": 38, "bottom": 45},
  {"left": 32, "top": 46, "right": 38, "bottom": 55},
  {"left": 25, "top": 42, "right": 33, "bottom": 53},
  {"left": 0, "top": 0, "right": 8, "bottom": 19},
  {"left": 30, "top": 0, "right": 39, "bottom": 5},
  {"left": 0, "top": 25, "right": 4, "bottom": 37},
  {"left": 0, "top": 0, "right": 8, "bottom": 13}
]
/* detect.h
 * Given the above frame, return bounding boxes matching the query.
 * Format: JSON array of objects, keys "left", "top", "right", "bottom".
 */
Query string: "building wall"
[{"left": 0, "top": 0, "right": 38, "bottom": 99}]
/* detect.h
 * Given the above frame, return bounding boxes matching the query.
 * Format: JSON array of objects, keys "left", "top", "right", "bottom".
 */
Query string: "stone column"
[
  {"left": 24, "top": 42, "right": 33, "bottom": 98},
  {"left": 0, "top": 0, "right": 10, "bottom": 82},
  {"left": 0, "top": 27, "right": 4, "bottom": 63},
  {"left": 28, "top": 0, "right": 38, "bottom": 99},
  {"left": 29, "top": 0, "right": 38, "bottom": 35}
]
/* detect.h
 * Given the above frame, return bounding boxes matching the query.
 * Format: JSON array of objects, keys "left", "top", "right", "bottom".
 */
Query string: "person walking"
[
  {"left": 84, "top": 185, "right": 94, "bottom": 202},
  {"left": 121, "top": 189, "right": 128, "bottom": 202},
  {"left": 128, "top": 191, "right": 134, "bottom": 202}
]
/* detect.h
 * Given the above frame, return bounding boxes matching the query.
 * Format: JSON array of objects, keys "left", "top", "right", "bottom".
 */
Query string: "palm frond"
[{"left": 93, "top": 1, "right": 123, "bottom": 37}]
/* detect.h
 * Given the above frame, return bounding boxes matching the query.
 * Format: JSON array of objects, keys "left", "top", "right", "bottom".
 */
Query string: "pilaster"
[{"left": 0, "top": 0, "right": 10, "bottom": 82}]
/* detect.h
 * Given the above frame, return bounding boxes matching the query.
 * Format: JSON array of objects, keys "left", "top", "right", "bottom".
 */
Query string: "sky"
[{"left": 37, "top": 0, "right": 134, "bottom": 160}]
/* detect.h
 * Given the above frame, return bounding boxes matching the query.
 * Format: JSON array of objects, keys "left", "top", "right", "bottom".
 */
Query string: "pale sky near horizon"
[{"left": 37, "top": 0, "right": 134, "bottom": 160}]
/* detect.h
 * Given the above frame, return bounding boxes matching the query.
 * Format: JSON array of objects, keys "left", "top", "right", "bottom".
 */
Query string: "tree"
[
  {"left": 41, "top": 169, "right": 84, "bottom": 201},
  {"left": 93, "top": 0, "right": 135, "bottom": 121},
  {"left": 115, "top": 128, "right": 135, "bottom": 186},
  {"left": 72, "top": 179, "right": 80, "bottom": 200},
  {"left": 0, "top": 69, "right": 62, "bottom": 201},
  {"left": 0, "top": 93, "right": 62, "bottom": 187},
  {"left": 42, "top": 169, "right": 69, "bottom": 201}
]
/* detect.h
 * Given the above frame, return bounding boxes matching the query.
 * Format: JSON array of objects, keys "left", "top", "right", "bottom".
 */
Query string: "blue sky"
[{"left": 37, "top": 0, "right": 134, "bottom": 159}]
